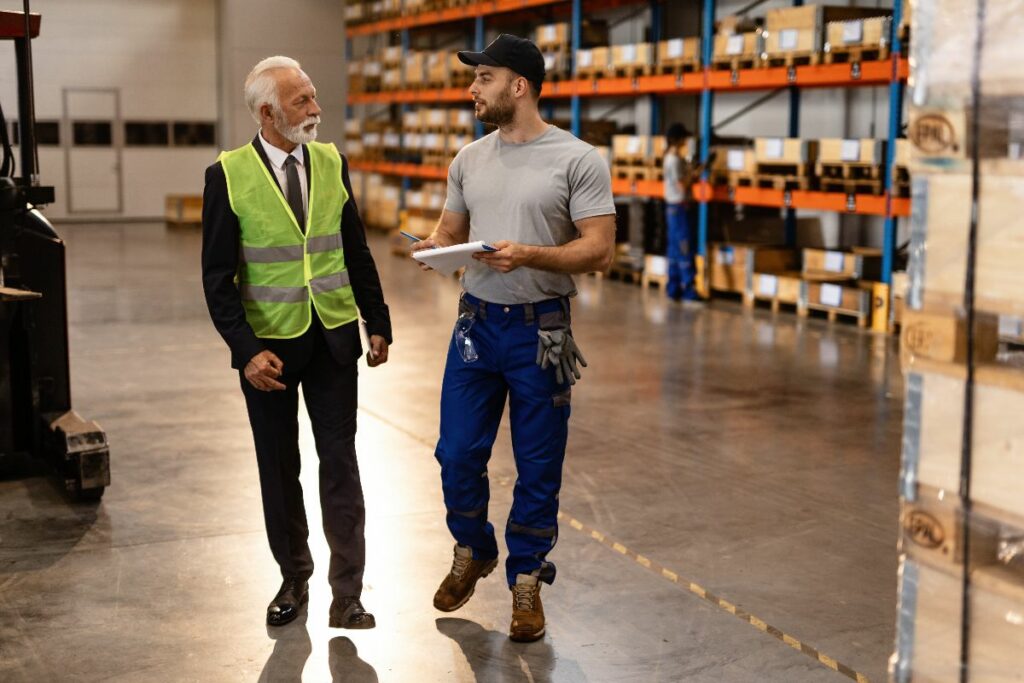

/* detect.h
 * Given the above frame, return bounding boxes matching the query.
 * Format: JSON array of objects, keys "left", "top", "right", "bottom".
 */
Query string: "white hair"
[{"left": 245, "top": 55, "right": 303, "bottom": 124}]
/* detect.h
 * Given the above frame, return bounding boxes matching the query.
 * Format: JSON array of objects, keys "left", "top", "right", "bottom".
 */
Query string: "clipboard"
[{"left": 412, "top": 241, "right": 497, "bottom": 276}]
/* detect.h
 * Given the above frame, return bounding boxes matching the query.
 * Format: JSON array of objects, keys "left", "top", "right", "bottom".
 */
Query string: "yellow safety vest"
[{"left": 219, "top": 140, "right": 358, "bottom": 338}]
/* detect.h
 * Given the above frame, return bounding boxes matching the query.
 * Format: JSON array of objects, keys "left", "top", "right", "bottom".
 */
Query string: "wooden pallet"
[
  {"left": 611, "top": 152, "right": 648, "bottom": 166},
  {"left": 638, "top": 254, "right": 671, "bottom": 290},
  {"left": 823, "top": 45, "right": 889, "bottom": 64},
  {"left": 711, "top": 55, "right": 761, "bottom": 71},
  {"left": 819, "top": 178, "right": 884, "bottom": 195},
  {"left": 751, "top": 174, "right": 812, "bottom": 191},
  {"left": 654, "top": 59, "right": 702, "bottom": 75},
  {"left": 755, "top": 161, "right": 810, "bottom": 177},
  {"left": 448, "top": 73, "right": 475, "bottom": 89},
  {"left": 606, "top": 261, "right": 643, "bottom": 285},
  {"left": 760, "top": 51, "right": 822, "bottom": 68},
  {"left": 422, "top": 153, "right": 452, "bottom": 168},
  {"left": 802, "top": 304, "right": 871, "bottom": 327},
  {"left": 606, "top": 63, "right": 654, "bottom": 79},
  {"left": 746, "top": 294, "right": 803, "bottom": 314},
  {"left": 801, "top": 282, "right": 872, "bottom": 327},
  {"left": 816, "top": 161, "right": 882, "bottom": 180},
  {"left": 612, "top": 165, "right": 656, "bottom": 181}
]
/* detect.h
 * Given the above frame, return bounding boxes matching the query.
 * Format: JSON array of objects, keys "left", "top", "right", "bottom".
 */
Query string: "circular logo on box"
[
  {"left": 903, "top": 323, "right": 933, "bottom": 353},
  {"left": 910, "top": 114, "right": 959, "bottom": 155},
  {"left": 905, "top": 510, "right": 945, "bottom": 549}
]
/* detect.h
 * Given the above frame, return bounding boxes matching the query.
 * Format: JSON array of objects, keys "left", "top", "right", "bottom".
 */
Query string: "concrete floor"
[{"left": 0, "top": 222, "right": 904, "bottom": 682}]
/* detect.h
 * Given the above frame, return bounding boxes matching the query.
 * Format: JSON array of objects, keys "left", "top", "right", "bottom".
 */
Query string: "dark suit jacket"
[{"left": 201, "top": 135, "right": 392, "bottom": 369}]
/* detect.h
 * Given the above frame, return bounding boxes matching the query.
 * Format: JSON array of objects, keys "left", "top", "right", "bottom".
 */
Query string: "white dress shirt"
[{"left": 258, "top": 131, "right": 308, "bottom": 220}]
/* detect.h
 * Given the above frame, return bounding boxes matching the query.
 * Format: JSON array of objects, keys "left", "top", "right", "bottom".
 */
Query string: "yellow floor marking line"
[
  {"left": 555, "top": 511, "right": 873, "bottom": 683},
  {"left": 357, "top": 408, "right": 871, "bottom": 683}
]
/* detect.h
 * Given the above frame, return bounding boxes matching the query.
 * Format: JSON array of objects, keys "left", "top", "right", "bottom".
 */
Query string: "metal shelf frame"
[{"left": 346, "top": 0, "right": 908, "bottom": 298}]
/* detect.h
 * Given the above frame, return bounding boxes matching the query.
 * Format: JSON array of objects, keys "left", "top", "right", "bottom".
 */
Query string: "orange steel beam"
[
  {"left": 721, "top": 186, "right": 910, "bottom": 217},
  {"left": 704, "top": 58, "right": 907, "bottom": 91},
  {"left": 349, "top": 160, "right": 449, "bottom": 181},
  {"left": 348, "top": 60, "right": 906, "bottom": 104},
  {"left": 352, "top": 164, "right": 910, "bottom": 217},
  {"left": 347, "top": 0, "right": 649, "bottom": 37},
  {"left": 610, "top": 178, "right": 663, "bottom": 198},
  {"left": 347, "top": 0, "right": 563, "bottom": 37}
]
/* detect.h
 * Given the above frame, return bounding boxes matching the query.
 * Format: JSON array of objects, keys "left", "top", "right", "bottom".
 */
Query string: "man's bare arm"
[
  {"left": 472, "top": 214, "right": 616, "bottom": 275},
  {"left": 427, "top": 209, "right": 471, "bottom": 247}
]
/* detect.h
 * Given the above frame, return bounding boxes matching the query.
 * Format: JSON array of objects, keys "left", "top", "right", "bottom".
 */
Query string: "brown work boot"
[
  {"left": 509, "top": 574, "right": 545, "bottom": 642},
  {"left": 433, "top": 544, "right": 498, "bottom": 612}
]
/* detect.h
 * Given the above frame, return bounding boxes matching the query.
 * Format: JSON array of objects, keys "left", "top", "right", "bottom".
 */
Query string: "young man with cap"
[{"left": 411, "top": 34, "right": 616, "bottom": 642}]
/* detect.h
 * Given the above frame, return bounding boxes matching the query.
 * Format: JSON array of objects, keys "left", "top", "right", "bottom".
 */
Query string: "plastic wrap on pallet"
[
  {"left": 909, "top": 0, "right": 1024, "bottom": 172},
  {"left": 894, "top": 437, "right": 1024, "bottom": 681},
  {"left": 896, "top": 3, "right": 1024, "bottom": 680}
]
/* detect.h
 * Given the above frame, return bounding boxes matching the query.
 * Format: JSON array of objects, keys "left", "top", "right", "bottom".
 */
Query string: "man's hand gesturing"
[{"left": 245, "top": 350, "right": 286, "bottom": 391}]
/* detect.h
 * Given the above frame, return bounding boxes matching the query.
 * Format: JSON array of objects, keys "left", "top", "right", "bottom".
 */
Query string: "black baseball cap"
[{"left": 458, "top": 34, "right": 545, "bottom": 89}]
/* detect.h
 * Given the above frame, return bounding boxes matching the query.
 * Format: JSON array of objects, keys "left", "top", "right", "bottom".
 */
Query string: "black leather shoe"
[
  {"left": 329, "top": 596, "right": 376, "bottom": 629},
  {"left": 267, "top": 578, "right": 309, "bottom": 627}
]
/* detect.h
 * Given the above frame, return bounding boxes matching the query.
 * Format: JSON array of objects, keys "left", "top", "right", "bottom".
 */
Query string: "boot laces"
[
  {"left": 513, "top": 583, "right": 537, "bottom": 611},
  {"left": 451, "top": 552, "right": 472, "bottom": 580}
]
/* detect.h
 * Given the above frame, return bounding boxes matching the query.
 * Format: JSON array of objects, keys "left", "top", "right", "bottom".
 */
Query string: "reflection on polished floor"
[{"left": 0, "top": 223, "right": 903, "bottom": 682}]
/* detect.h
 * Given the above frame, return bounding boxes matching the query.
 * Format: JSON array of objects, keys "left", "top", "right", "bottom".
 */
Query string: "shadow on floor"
[
  {"left": 328, "top": 635, "right": 378, "bottom": 683},
  {"left": 436, "top": 617, "right": 588, "bottom": 683},
  {"left": 0, "top": 456, "right": 102, "bottom": 573},
  {"left": 257, "top": 612, "right": 378, "bottom": 683}
]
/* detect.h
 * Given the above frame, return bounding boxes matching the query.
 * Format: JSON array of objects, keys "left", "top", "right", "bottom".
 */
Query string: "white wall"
[
  {"left": 0, "top": 0, "right": 219, "bottom": 220},
  {"left": 0, "top": 0, "right": 347, "bottom": 221},
  {"left": 218, "top": 0, "right": 345, "bottom": 151}
]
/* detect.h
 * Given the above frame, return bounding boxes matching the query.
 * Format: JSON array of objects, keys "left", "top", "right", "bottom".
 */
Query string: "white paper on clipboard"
[{"left": 412, "top": 241, "right": 496, "bottom": 276}]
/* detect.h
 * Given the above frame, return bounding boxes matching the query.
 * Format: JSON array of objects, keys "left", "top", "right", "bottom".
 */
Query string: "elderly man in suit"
[{"left": 201, "top": 55, "right": 391, "bottom": 629}]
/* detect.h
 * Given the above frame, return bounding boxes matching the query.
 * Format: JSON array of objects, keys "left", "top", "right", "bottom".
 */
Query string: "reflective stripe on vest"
[
  {"left": 240, "top": 233, "right": 342, "bottom": 264},
  {"left": 241, "top": 270, "right": 351, "bottom": 303},
  {"left": 219, "top": 140, "right": 359, "bottom": 339}
]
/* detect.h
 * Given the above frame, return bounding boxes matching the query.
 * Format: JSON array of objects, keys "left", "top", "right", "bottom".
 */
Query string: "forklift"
[{"left": 0, "top": 5, "right": 109, "bottom": 502}]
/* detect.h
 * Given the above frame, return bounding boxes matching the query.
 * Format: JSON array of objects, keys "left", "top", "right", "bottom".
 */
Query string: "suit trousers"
[{"left": 239, "top": 321, "right": 365, "bottom": 598}]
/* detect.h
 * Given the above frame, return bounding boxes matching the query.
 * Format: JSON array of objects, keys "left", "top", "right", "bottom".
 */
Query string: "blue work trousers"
[
  {"left": 666, "top": 202, "right": 698, "bottom": 300},
  {"left": 435, "top": 293, "right": 572, "bottom": 587}
]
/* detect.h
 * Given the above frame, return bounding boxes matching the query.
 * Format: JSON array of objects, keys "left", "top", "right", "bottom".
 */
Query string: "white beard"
[{"left": 275, "top": 113, "right": 320, "bottom": 145}]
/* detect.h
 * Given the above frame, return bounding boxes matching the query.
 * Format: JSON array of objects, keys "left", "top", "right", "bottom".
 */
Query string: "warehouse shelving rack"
[{"left": 345, "top": 0, "right": 908, "bottom": 328}]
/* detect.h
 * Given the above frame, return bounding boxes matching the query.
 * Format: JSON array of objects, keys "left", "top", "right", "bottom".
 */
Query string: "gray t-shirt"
[
  {"left": 444, "top": 125, "right": 616, "bottom": 304},
  {"left": 663, "top": 150, "right": 685, "bottom": 204}
]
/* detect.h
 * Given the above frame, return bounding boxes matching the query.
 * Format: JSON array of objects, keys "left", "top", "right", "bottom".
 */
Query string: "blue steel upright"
[
  {"left": 400, "top": 28, "right": 411, "bottom": 208},
  {"left": 435, "top": 295, "right": 573, "bottom": 586},
  {"left": 880, "top": 0, "right": 905, "bottom": 286},
  {"left": 570, "top": 0, "right": 582, "bottom": 137},
  {"left": 697, "top": 0, "right": 716, "bottom": 268},
  {"left": 785, "top": 0, "right": 804, "bottom": 246},
  {"left": 474, "top": 16, "right": 486, "bottom": 140}
]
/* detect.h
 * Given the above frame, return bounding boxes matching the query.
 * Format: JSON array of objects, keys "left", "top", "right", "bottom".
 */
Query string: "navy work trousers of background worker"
[
  {"left": 435, "top": 293, "right": 572, "bottom": 587},
  {"left": 666, "top": 202, "right": 698, "bottom": 301},
  {"left": 239, "top": 316, "right": 366, "bottom": 599}
]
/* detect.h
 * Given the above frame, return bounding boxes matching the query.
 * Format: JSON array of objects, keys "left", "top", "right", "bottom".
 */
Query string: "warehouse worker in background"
[
  {"left": 201, "top": 56, "right": 391, "bottom": 630},
  {"left": 411, "top": 33, "right": 616, "bottom": 643},
  {"left": 663, "top": 122, "right": 700, "bottom": 302}
]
